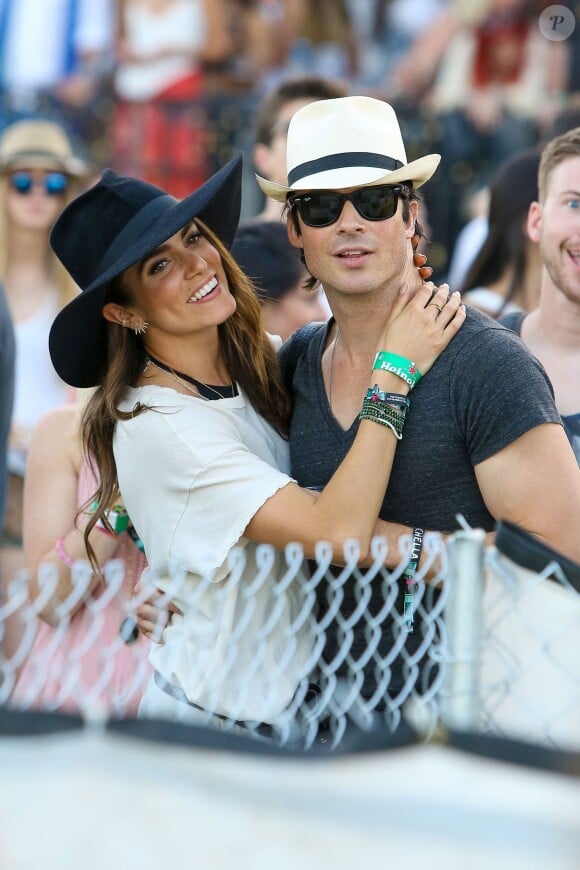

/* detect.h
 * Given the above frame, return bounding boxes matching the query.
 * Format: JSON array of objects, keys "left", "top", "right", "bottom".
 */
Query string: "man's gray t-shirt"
[
  {"left": 280, "top": 307, "right": 560, "bottom": 531},
  {"left": 278, "top": 307, "right": 561, "bottom": 698},
  {"left": 500, "top": 310, "right": 580, "bottom": 465}
]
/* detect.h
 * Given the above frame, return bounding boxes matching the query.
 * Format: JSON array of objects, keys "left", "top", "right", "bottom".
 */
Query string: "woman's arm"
[{"left": 22, "top": 406, "right": 119, "bottom": 627}]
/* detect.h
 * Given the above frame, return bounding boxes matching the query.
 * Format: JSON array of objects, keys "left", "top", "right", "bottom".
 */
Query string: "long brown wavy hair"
[{"left": 80, "top": 219, "right": 291, "bottom": 570}]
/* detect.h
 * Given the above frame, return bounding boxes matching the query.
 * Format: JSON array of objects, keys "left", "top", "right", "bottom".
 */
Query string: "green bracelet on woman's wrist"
[{"left": 373, "top": 351, "right": 422, "bottom": 388}]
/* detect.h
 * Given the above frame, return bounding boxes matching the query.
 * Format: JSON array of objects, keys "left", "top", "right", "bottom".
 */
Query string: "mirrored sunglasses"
[
  {"left": 289, "top": 184, "right": 409, "bottom": 228},
  {"left": 9, "top": 171, "right": 69, "bottom": 196}
]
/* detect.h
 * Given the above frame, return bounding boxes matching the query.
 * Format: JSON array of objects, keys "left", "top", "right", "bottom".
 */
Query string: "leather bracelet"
[{"left": 364, "top": 385, "right": 410, "bottom": 409}]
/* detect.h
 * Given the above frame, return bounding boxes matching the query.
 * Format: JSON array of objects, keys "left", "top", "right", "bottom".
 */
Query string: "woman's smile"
[{"left": 187, "top": 275, "right": 219, "bottom": 303}]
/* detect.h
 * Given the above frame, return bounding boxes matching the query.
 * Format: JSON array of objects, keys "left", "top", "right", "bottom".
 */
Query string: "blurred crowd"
[{"left": 1, "top": 1, "right": 578, "bottom": 266}]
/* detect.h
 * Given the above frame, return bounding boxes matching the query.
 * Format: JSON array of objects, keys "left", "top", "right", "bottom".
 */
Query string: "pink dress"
[{"left": 11, "top": 461, "right": 151, "bottom": 716}]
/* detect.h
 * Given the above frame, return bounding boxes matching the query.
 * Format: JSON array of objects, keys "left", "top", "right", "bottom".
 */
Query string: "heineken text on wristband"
[{"left": 373, "top": 352, "right": 422, "bottom": 388}]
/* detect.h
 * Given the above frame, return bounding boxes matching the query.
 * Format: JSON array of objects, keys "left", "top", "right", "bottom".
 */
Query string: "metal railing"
[{"left": 1, "top": 527, "right": 578, "bottom": 752}]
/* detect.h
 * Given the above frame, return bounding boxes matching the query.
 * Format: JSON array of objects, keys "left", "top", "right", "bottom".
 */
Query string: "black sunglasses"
[
  {"left": 9, "top": 171, "right": 69, "bottom": 196},
  {"left": 289, "top": 184, "right": 409, "bottom": 228}
]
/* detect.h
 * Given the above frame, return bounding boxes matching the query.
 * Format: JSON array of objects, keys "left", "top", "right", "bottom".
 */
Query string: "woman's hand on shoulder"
[{"left": 381, "top": 282, "right": 465, "bottom": 378}]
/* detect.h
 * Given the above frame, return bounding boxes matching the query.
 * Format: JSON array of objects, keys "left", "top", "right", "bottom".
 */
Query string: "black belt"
[{"left": 153, "top": 671, "right": 275, "bottom": 740}]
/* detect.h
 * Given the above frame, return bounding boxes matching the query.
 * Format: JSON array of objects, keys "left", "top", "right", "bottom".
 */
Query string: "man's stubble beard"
[{"left": 541, "top": 239, "right": 580, "bottom": 307}]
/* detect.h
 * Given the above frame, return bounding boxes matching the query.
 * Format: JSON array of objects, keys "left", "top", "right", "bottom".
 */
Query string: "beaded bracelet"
[
  {"left": 360, "top": 400, "right": 406, "bottom": 426},
  {"left": 373, "top": 351, "right": 422, "bottom": 388},
  {"left": 55, "top": 536, "right": 74, "bottom": 568},
  {"left": 402, "top": 527, "right": 424, "bottom": 633},
  {"left": 359, "top": 402, "right": 406, "bottom": 439},
  {"left": 361, "top": 396, "right": 407, "bottom": 418},
  {"left": 361, "top": 389, "right": 407, "bottom": 423}
]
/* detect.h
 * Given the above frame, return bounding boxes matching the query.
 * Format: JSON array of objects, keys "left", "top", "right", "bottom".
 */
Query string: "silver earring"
[{"left": 133, "top": 322, "right": 148, "bottom": 336}]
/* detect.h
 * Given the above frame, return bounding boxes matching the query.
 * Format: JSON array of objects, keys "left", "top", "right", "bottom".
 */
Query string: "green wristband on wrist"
[{"left": 373, "top": 351, "right": 422, "bottom": 388}]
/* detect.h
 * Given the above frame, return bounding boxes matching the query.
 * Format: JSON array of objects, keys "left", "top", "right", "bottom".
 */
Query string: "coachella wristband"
[
  {"left": 402, "top": 527, "right": 424, "bottom": 633},
  {"left": 373, "top": 352, "right": 422, "bottom": 388}
]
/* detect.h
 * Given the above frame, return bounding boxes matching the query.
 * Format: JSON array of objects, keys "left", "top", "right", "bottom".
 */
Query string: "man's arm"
[
  {"left": 373, "top": 423, "right": 580, "bottom": 569},
  {"left": 474, "top": 422, "right": 580, "bottom": 563}
]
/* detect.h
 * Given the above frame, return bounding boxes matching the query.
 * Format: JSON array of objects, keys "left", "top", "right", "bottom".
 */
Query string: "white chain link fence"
[{"left": 1, "top": 524, "right": 578, "bottom": 752}]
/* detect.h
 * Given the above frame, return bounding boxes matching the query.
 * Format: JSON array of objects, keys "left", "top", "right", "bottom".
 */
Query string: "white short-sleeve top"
[{"left": 114, "top": 384, "right": 315, "bottom": 723}]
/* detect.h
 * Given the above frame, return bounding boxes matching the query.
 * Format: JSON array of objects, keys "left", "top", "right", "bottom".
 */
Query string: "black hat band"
[{"left": 287, "top": 152, "right": 403, "bottom": 187}]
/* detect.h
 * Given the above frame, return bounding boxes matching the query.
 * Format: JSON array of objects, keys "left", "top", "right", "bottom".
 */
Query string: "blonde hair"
[{"left": 538, "top": 126, "right": 580, "bottom": 203}]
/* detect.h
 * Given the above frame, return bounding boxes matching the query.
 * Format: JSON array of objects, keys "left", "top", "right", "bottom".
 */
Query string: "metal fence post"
[{"left": 441, "top": 528, "right": 486, "bottom": 731}]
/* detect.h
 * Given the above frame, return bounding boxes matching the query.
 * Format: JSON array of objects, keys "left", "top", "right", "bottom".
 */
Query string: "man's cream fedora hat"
[{"left": 257, "top": 96, "right": 440, "bottom": 202}]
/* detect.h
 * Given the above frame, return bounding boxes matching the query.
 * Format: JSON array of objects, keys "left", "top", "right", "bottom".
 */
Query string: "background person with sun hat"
[{"left": 0, "top": 118, "right": 88, "bottom": 587}]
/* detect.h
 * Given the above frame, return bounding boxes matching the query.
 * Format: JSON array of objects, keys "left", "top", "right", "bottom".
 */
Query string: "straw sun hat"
[
  {"left": 257, "top": 96, "right": 440, "bottom": 202},
  {"left": 0, "top": 119, "right": 87, "bottom": 176}
]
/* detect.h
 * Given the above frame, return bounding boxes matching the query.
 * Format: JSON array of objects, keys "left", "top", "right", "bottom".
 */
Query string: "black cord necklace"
[{"left": 145, "top": 353, "right": 238, "bottom": 400}]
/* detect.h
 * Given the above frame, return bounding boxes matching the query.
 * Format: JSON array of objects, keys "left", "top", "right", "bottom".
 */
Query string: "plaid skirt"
[{"left": 111, "top": 73, "right": 210, "bottom": 199}]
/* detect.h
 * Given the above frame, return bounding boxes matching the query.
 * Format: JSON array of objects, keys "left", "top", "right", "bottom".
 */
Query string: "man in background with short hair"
[{"left": 500, "top": 126, "right": 580, "bottom": 464}]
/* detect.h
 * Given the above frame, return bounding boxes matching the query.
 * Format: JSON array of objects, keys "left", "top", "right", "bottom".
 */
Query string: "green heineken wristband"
[{"left": 373, "top": 351, "right": 422, "bottom": 388}]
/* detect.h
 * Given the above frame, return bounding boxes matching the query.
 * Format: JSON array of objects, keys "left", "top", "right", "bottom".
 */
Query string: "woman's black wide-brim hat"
[{"left": 49, "top": 155, "right": 243, "bottom": 388}]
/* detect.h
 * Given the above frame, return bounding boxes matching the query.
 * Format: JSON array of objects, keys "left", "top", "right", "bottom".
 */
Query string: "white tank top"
[
  {"left": 8, "top": 294, "right": 70, "bottom": 474},
  {"left": 115, "top": 0, "right": 206, "bottom": 101}
]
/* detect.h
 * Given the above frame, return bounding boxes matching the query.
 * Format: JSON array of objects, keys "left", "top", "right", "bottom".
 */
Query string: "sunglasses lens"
[
  {"left": 296, "top": 192, "right": 343, "bottom": 227},
  {"left": 293, "top": 186, "right": 402, "bottom": 227},
  {"left": 10, "top": 172, "right": 32, "bottom": 194},
  {"left": 9, "top": 171, "right": 68, "bottom": 195},
  {"left": 45, "top": 172, "right": 68, "bottom": 195},
  {"left": 354, "top": 186, "right": 398, "bottom": 220}
]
